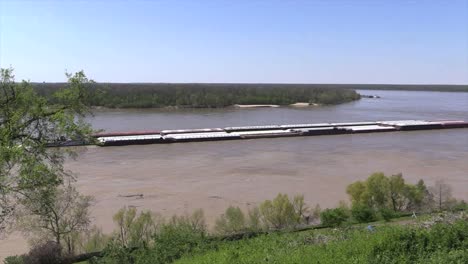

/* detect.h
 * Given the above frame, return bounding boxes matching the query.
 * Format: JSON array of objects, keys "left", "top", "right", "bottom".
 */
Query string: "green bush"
[
  {"left": 451, "top": 200, "right": 468, "bottom": 212},
  {"left": 215, "top": 206, "right": 246, "bottom": 235},
  {"left": 247, "top": 207, "right": 262, "bottom": 232},
  {"left": 112, "top": 207, "right": 160, "bottom": 248},
  {"left": 134, "top": 220, "right": 208, "bottom": 263},
  {"left": 80, "top": 226, "right": 111, "bottom": 253},
  {"left": 320, "top": 208, "right": 350, "bottom": 227},
  {"left": 132, "top": 210, "right": 210, "bottom": 264},
  {"left": 378, "top": 208, "right": 396, "bottom": 222},
  {"left": 351, "top": 204, "right": 376, "bottom": 223},
  {"left": 21, "top": 242, "right": 65, "bottom": 264},
  {"left": 95, "top": 240, "right": 134, "bottom": 264},
  {"left": 94, "top": 209, "right": 209, "bottom": 264},
  {"left": 3, "top": 256, "right": 24, "bottom": 264},
  {"left": 259, "top": 194, "right": 300, "bottom": 229}
]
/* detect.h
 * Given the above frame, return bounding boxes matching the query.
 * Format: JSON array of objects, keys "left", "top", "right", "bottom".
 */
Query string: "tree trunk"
[{"left": 439, "top": 185, "right": 442, "bottom": 211}]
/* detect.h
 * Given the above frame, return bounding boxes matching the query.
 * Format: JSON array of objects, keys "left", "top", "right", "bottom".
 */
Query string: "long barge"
[{"left": 91, "top": 120, "right": 468, "bottom": 146}]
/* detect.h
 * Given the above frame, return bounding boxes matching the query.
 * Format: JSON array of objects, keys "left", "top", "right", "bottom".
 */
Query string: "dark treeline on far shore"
[
  {"left": 33, "top": 82, "right": 467, "bottom": 108},
  {"left": 347, "top": 83, "right": 468, "bottom": 92},
  {"left": 33, "top": 83, "right": 361, "bottom": 108}
]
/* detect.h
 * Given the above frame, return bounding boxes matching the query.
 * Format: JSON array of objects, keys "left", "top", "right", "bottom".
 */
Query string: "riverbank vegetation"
[
  {"left": 5, "top": 173, "right": 467, "bottom": 264},
  {"left": 34, "top": 83, "right": 361, "bottom": 108}
]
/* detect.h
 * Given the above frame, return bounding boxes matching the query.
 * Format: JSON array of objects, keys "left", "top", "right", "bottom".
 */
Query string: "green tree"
[
  {"left": 389, "top": 173, "right": 406, "bottom": 211},
  {"left": 402, "top": 180, "right": 432, "bottom": 212},
  {"left": 430, "top": 179, "right": 455, "bottom": 211},
  {"left": 215, "top": 206, "right": 246, "bottom": 235},
  {"left": 247, "top": 207, "right": 262, "bottom": 231},
  {"left": 366, "top": 173, "right": 390, "bottom": 209},
  {"left": 79, "top": 226, "right": 110, "bottom": 253},
  {"left": 112, "top": 207, "right": 159, "bottom": 248},
  {"left": 259, "top": 194, "right": 299, "bottom": 229},
  {"left": 346, "top": 181, "right": 367, "bottom": 205},
  {"left": 292, "top": 194, "right": 309, "bottom": 224},
  {"left": 0, "top": 68, "right": 93, "bottom": 235},
  {"left": 347, "top": 173, "right": 433, "bottom": 213}
]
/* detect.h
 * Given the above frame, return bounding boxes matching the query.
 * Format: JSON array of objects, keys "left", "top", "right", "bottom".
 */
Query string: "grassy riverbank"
[
  {"left": 174, "top": 216, "right": 468, "bottom": 264},
  {"left": 34, "top": 83, "right": 361, "bottom": 108}
]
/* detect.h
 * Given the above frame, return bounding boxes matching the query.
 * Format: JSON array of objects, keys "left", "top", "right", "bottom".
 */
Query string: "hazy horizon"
[
  {"left": 1, "top": 0, "right": 467, "bottom": 84},
  {"left": 28, "top": 81, "right": 468, "bottom": 86}
]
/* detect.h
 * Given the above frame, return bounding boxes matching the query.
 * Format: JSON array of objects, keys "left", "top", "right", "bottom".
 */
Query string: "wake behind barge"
[{"left": 90, "top": 120, "right": 468, "bottom": 147}]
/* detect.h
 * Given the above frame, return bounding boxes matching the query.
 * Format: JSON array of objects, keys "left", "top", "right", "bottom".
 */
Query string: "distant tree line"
[
  {"left": 33, "top": 83, "right": 361, "bottom": 108},
  {"left": 346, "top": 84, "right": 468, "bottom": 92}
]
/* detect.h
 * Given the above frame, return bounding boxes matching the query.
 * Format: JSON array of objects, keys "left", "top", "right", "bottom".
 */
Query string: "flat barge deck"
[{"left": 89, "top": 120, "right": 468, "bottom": 146}]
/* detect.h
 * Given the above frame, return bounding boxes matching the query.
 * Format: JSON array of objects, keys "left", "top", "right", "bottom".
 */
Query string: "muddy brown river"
[{"left": 1, "top": 90, "right": 467, "bottom": 257}]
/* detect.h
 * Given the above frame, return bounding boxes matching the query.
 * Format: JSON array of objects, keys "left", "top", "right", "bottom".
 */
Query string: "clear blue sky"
[{"left": 1, "top": 0, "right": 467, "bottom": 84}]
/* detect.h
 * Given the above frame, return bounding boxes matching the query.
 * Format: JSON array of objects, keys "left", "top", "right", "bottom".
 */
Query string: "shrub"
[
  {"left": 247, "top": 207, "right": 263, "bottom": 232},
  {"left": 215, "top": 206, "right": 246, "bottom": 235},
  {"left": 133, "top": 211, "right": 210, "bottom": 264},
  {"left": 96, "top": 210, "right": 209, "bottom": 264},
  {"left": 259, "top": 194, "right": 301, "bottom": 229},
  {"left": 112, "top": 207, "right": 160, "bottom": 248},
  {"left": 80, "top": 226, "right": 111, "bottom": 253},
  {"left": 451, "top": 200, "right": 468, "bottom": 212},
  {"left": 22, "top": 241, "right": 65, "bottom": 264},
  {"left": 346, "top": 173, "right": 438, "bottom": 214},
  {"left": 96, "top": 239, "right": 134, "bottom": 264},
  {"left": 292, "top": 195, "right": 309, "bottom": 225},
  {"left": 351, "top": 204, "right": 376, "bottom": 223},
  {"left": 307, "top": 204, "right": 321, "bottom": 224},
  {"left": 4, "top": 256, "right": 25, "bottom": 264},
  {"left": 378, "top": 208, "right": 395, "bottom": 222},
  {"left": 320, "top": 208, "right": 349, "bottom": 227}
]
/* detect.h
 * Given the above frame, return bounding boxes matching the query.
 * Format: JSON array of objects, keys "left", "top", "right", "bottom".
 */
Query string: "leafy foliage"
[
  {"left": 346, "top": 172, "right": 434, "bottom": 214},
  {"left": 112, "top": 206, "right": 160, "bottom": 248},
  {"left": 96, "top": 209, "right": 210, "bottom": 264},
  {"left": 351, "top": 204, "right": 376, "bottom": 223},
  {"left": 215, "top": 206, "right": 246, "bottom": 235},
  {"left": 0, "top": 68, "right": 93, "bottom": 235},
  {"left": 378, "top": 208, "right": 396, "bottom": 222},
  {"left": 79, "top": 226, "right": 110, "bottom": 253},
  {"left": 320, "top": 207, "right": 350, "bottom": 227},
  {"left": 259, "top": 193, "right": 304, "bottom": 229}
]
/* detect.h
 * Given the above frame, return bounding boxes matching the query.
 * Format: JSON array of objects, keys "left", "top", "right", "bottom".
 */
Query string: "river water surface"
[{"left": 1, "top": 90, "right": 467, "bottom": 257}]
